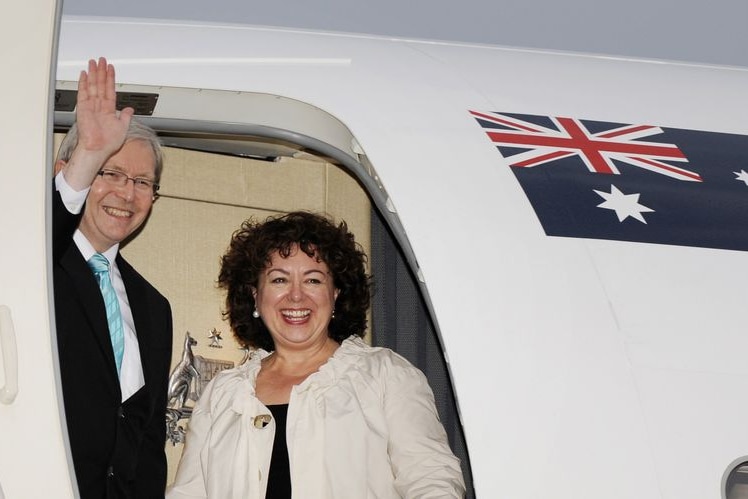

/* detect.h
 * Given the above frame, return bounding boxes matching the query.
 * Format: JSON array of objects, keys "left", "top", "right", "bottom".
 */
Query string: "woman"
[{"left": 167, "top": 211, "right": 465, "bottom": 498}]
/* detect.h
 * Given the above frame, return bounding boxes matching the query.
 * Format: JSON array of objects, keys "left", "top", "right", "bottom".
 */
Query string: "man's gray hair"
[{"left": 56, "top": 118, "right": 164, "bottom": 182}]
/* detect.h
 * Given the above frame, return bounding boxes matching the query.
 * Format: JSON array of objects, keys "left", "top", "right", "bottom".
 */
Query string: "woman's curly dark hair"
[{"left": 218, "top": 211, "right": 371, "bottom": 351}]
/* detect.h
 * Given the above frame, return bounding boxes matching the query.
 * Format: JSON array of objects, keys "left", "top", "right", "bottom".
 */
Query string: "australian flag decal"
[{"left": 470, "top": 110, "right": 748, "bottom": 252}]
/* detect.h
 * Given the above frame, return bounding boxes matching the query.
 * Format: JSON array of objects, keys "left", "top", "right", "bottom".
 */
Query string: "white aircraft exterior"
[{"left": 2, "top": 4, "right": 748, "bottom": 498}]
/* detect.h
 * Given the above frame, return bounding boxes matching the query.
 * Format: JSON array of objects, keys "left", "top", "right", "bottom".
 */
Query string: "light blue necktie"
[{"left": 87, "top": 253, "right": 125, "bottom": 375}]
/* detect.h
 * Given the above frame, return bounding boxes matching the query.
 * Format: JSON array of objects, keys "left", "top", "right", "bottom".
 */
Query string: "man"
[{"left": 53, "top": 57, "right": 173, "bottom": 498}]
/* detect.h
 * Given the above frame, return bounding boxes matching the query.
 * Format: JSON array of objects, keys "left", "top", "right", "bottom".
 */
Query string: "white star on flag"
[
  {"left": 594, "top": 184, "right": 655, "bottom": 224},
  {"left": 734, "top": 170, "right": 748, "bottom": 186}
]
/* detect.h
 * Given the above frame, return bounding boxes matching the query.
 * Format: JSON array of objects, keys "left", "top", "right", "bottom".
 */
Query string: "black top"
[{"left": 266, "top": 404, "right": 292, "bottom": 499}]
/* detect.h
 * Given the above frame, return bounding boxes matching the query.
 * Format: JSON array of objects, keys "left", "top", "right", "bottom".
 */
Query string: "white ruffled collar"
[{"left": 236, "top": 335, "right": 369, "bottom": 394}]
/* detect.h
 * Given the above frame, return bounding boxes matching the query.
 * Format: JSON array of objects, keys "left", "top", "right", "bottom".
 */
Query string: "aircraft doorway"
[{"left": 54, "top": 86, "right": 474, "bottom": 495}]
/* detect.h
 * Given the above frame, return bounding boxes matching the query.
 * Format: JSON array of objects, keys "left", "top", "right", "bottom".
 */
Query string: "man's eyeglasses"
[{"left": 96, "top": 169, "right": 160, "bottom": 195}]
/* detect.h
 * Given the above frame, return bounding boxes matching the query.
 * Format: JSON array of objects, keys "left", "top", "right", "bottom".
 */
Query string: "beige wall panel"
[
  {"left": 122, "top": 197, "right": 264, "bottom": 362},
  {"left": 161, "top": 148, "right": 328, "bottom": 213},
  {"left": 326, "top": 163, "right": 371, "bottom": 259}
]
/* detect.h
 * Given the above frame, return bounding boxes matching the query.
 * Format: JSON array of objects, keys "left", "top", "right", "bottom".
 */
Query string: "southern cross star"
[
  {"left": 734, "top": 169, "right": 748, "bottom": 186},
  {"left": 594, "top": 184, "right": 654, "bottom": 224}
]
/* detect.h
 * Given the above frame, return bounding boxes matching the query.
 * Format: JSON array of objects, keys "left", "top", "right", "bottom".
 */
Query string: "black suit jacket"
[{"left": 53, "top": 189, "right": 173, "bottom": 499}]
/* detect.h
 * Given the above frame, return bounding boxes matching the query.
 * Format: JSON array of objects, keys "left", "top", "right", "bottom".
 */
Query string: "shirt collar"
[{"left": 73, "top": 229, "right": 120, "bottom": 264}]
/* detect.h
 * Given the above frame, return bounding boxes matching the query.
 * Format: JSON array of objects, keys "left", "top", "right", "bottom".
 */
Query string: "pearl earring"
[
  {"left": 252, "top": 309, "right": 260, "bottom": 318},
  {"left": 331, "top": 309, "right": 336, "bottom": 319}
]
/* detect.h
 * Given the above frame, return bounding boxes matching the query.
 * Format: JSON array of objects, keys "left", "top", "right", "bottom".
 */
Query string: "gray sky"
[{"left": 62, "top": 0, "right": 748, "bottom": 68}]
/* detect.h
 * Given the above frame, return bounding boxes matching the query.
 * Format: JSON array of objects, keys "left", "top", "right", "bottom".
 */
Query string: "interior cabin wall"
[{"left": 54, "top": 135, "right": 372, "bottom": 483}]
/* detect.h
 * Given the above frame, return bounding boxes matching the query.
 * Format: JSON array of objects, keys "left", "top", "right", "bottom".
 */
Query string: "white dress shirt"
[{"left": 55, "top": 172, "right": 145, "bottom": 401}]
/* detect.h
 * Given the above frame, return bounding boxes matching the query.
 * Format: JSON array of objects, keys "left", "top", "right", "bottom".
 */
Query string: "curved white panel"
[{"left": 0, "top": 306, "right": 18, "bottom": 405}]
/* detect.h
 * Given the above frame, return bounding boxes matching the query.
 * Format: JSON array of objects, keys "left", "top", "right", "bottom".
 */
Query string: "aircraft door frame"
[{"left": 0, "top": 1, "right": 77, "bottom": 497}]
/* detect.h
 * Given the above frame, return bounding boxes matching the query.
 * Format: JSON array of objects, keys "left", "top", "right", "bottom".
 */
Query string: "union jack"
[{"left": 470, "top": 110, "right": 702, "bottom": 182}]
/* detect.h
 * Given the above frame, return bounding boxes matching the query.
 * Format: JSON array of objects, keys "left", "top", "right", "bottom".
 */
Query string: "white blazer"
[{"left": 166, "top": 336, "right": 465, "bottom": 499}]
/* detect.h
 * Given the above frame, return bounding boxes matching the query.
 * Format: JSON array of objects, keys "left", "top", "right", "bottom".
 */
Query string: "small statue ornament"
[{"left": 208, "top": 327, "right": 223, "bottom": 348}]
